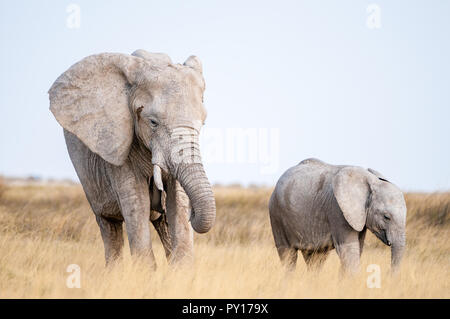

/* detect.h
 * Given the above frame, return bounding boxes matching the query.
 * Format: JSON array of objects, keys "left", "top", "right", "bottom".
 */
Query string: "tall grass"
[{"left": 0, "top": 183, "right": 448, "bottom": 298}]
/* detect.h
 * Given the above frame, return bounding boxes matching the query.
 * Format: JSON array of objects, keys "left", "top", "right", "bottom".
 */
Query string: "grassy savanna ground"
[{"left": 0, "top": 178, "right": 448, "bottom": 298}]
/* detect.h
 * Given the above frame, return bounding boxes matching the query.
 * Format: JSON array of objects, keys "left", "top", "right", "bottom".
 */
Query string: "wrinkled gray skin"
[
  {"left": 49, "top": 50, "right": 216, "bottom": 269},
  {"left": 269, "top": 158, "right": 407, "bottom": 274}
]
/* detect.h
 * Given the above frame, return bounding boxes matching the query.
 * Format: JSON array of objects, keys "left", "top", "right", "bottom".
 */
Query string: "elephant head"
[
  {"left": 48, "top": 50, "right": 215, "bottom": 233},
  {"left": 333, "top": 167, "right": 407, "bottom": 271}
]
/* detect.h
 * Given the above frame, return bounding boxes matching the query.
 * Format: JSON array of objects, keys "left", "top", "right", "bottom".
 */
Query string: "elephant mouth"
[{"left": 378, "top": 229, "right": 391, "bottom": 246}]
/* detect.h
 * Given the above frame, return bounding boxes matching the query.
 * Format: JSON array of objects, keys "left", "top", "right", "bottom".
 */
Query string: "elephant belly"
[
  {"left": 288, "top": 212, "right": 334, "bottom": 251},
  {"left": 271, "top": 199, "right": 334, "bottom": 251}
]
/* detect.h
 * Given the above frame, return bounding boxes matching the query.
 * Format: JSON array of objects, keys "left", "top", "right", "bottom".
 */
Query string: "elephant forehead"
[
  {"left": 137, "top": 70, "right": 202, "bottom": 106},
  {"left": 147, "top": 64, "right": 204, "bottom": 89},
  {"left": 376, "top": 184, "right": 406, "bottom": 210},
  {"left": 136, "top": 65, "right": 206, "bottom": 120}
]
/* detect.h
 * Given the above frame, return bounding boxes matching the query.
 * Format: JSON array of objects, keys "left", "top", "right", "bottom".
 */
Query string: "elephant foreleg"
[
  {"left": 151, "top": 212, "right": 172, "bottom": 259},
  {"left": 96, "top": 215, "right": 124, "bottom": 266},
  {"left": 109, "top": 164, "right": 157, "bottom": 270},
  {"left": 333, "top": 231, "right": 361, "bottom": 275},
  {"left": 165, "top": 177, "right": 194, "bottom": 265}
]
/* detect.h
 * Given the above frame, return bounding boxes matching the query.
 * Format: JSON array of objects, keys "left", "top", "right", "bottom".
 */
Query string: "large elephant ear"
[
  {"left": 332, "top": 167, "right": 370, "bottom": 231},
  {"left": 49, "top": 53, "right": 145, "bottom": 166}
]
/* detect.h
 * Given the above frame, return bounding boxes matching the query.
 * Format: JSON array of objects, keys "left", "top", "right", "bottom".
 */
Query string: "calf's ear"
[{"left": 333, "top": 167, "right": 370, "bottom": 231}]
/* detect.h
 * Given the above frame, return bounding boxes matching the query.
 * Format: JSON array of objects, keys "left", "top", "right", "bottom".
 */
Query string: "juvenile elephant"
[
  {"left": 269, "top": 158, "right": 406, "bottom": 274},
  {"left": 49, "top": 50, "right": 216, "bottom": 268}
]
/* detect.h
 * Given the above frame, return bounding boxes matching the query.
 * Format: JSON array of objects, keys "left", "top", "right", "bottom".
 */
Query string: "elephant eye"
[
  {"left": 384, "top": 214, "right": 391, "bottom": 221},
  {"left": 150, "top": 119, "right": 159, "bottom": 128}
]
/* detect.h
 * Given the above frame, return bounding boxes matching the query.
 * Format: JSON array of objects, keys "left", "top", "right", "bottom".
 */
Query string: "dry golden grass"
[{"left": 0, "top": 181, "right": 448, "bottom": 298}]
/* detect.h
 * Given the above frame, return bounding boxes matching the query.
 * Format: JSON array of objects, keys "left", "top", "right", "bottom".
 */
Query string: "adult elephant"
[{"left": 49, "top": 50, "right": 216, "bottom": 269}]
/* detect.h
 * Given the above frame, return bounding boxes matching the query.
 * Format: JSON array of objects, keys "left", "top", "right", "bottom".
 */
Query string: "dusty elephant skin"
[
  {"left": 48, "top": 50, "right": 216, "bottom": 269},
  {"left": 269, "top": 158, "right": 407, "bottom": 274}
]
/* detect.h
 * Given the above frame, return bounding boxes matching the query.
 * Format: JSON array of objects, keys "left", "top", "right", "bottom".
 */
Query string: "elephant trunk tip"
[
  {"left": 176, "top": 162, "right": 216, "bottom": 234},
  {"left": 390, "top": 240, "right": 405, "bottom": 273},
  {"left": 190, "top": 201, "right": 216, "bottom": 234}
]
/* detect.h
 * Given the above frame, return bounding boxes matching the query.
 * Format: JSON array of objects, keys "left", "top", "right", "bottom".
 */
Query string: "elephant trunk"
[
  {"left": 162, "top": 126, "right": 216, "bottom": 233},
  {"left": 390, "top": 231, "right": 406, "bottom": 272},
  {"left": 176, "top": 162, "right": 216, "bottom": 233}
]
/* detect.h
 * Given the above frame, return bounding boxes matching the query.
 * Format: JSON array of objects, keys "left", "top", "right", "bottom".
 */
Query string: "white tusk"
[{"left": 153, "top": 165, "right": 164, "bottom": 191}]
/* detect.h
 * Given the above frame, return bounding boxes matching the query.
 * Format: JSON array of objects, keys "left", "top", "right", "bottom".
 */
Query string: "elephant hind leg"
[
  {"left": 96, "top": 215, "right": 124, "bottom": 267},
  {"left": 301, "top": 249, "right": 330, "bottom": 271},
  {"left": 277, "top": 247, "right": 298, "bottom": 271}
]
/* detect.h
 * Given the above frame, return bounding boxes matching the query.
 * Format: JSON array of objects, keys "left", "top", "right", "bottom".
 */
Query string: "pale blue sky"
[{"left": 1, "top": 0, "right": 449, "bottom": 191}]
